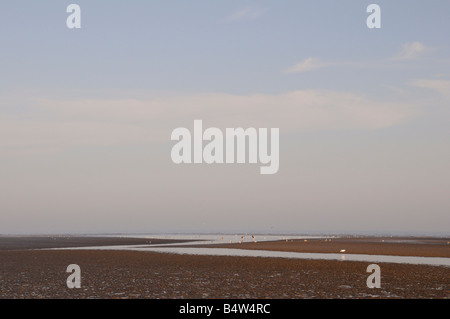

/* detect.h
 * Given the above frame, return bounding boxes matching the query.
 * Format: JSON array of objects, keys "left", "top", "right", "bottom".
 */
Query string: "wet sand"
[{"left": 0, "top": 236, "right": 448, "bottom": 299}]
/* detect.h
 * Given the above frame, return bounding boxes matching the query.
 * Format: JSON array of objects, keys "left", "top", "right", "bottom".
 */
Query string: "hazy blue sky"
[{"left": 1, "top": 1, "right": 449, "bottom": 234}]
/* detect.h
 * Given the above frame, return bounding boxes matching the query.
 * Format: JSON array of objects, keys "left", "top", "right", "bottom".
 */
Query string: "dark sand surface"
[
  {"left": 0, "top": 236, "right": 448, "bottom": 299},
  {"left": 0, "top": 250, "right": 448, "bottom": 299},
  {"left": 0, "top": 236, "right": 191, "bottom": 250},
  {"left": 184, "top": 236, "right": 450, "bottom": 258}
]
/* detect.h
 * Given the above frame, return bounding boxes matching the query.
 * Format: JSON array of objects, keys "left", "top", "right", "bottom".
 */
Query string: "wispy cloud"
[
  {"left": 393, "top": 42, "right": 429, "bottom": 60},
  {"left": 0, "top": 89, "right": 418, "bottom": 151},
  {"left": 227, "top": 6, "right": 268, "bottom": 21},
  {"left": 284, "top": 58, "right": 329, "bottom": 73},
  {"left": 286, "top": 42, "right": 432, "bottom": 74},
  {"left": 410, "top": 78, "right": 450, "bottom": 99}
]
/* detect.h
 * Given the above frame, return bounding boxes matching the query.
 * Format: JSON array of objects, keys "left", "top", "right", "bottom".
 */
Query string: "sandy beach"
[{"left": 0, "top": 236, "right": 448, "bottom": 299}]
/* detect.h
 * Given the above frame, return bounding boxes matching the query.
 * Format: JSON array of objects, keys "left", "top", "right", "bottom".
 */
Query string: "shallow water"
[
  {"left": 45, "top": 233, "right": 450, "bottom": 267},
  {"left": 53, "top": 245, "right": 450, "bottom": 267}
]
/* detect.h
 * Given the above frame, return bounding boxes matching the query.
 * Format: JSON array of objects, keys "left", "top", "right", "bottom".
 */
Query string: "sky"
[{"left": 1, "top": 1, "right": 449, "bottom": 235}]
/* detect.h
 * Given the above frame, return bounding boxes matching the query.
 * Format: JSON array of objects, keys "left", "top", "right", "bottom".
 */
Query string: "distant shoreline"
[{"left": 0, "top": 236, "right": 192, "bottom": 251}]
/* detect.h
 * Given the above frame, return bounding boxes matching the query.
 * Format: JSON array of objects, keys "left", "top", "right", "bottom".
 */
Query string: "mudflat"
[{"left": 0, "top": 235, "right": 448, "bottom": 299}]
